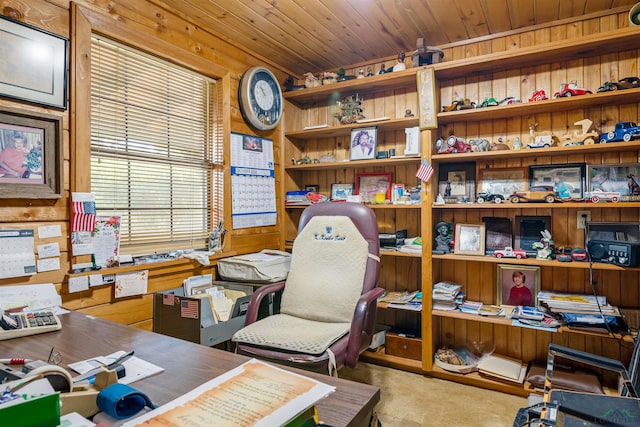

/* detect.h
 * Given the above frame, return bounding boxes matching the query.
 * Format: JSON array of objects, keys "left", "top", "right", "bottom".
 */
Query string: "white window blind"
[{"left": 90, "top": 35, "right": 223, "bottom": 255}]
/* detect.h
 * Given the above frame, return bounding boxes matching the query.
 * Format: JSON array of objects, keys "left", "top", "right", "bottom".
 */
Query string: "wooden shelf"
[
  {"left": 286, "top": 117, "right": 419, "bottom": 140},
  {"left": 380, "top": 249, "right": 422, "bottom": 258},
  {"left": 283, "top": 67, "right": 418, "bottom": 106},
  {"left": 285, "top": 156, "right": 421, "bottom": 171},
  {"left": 432, "top": 201, "right": 640, "bottom": 209},
  {"left": 432, "top": 140, "right": 640, "bottom": 163},
  {"left": 438, "top": 88, "right": 640, "bottom": 125},
  {"left": 432, "top": 309, "right": 634, "bottom": 342},
  {"left": 432, "top": 26, "right": 640, "bottom": 80},
  {"left": 359, "top": 348, "right": 423, "bottom": 374},
  {"left": 431, "top": 253, "right": 640, "bottom": 271},
  {"left": 285, "top": 203, "right": 421, "bottom": 210},
  {"left": 429, "top": 365, "right": 530, "bottom": 397}
]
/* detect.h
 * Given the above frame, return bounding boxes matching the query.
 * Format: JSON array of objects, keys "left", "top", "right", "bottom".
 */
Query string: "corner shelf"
[
  {"left": 286, "top": 117, "right": 419, "bottom": 140},
  {"left": 285, "top": 156, "right": 420, "bottom": 171}
]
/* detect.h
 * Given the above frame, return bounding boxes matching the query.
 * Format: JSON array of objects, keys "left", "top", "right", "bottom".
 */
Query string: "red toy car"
[
  {"left": 529, "top": 90, "right": 548, "bottom": 102},
  {"left": 435, "top": 135, "right": 472, "bottom": 154},
  {"left": 553, "top": 81, "right": 592, "bottom": 98},
  {"left": 494, "top": 247, "right": 527, "bottom": 259}
]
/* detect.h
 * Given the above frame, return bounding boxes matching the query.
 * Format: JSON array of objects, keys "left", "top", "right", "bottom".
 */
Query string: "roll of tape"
[{"left": 97, "top": 383, "right": 156, "bottom": 420}]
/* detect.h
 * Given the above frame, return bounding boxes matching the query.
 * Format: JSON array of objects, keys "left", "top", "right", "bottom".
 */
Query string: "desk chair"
[{"left": 232, "top": 202, "right": 384, "bottom": 376}]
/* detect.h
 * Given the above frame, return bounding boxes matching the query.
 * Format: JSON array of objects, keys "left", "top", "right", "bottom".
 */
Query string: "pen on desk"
[
  {"left": 107, "top": 350, "right": 135, "bottom": 369},
  {"left": 0, "top": 358, "right": 33, "bottom": 364}
]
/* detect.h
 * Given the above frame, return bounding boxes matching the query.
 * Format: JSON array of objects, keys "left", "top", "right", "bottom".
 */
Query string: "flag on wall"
[
  {"left": 416, "top": 157, "right": 434, "bottom": 182},
  {"left": 71, "top": 192, "right": 97, "bottom": 232}
]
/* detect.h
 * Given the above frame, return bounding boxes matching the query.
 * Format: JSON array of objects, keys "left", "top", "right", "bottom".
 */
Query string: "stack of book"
[
  {"left": 432, "top": 281, "right": 463, "bottom": 311},
  {"left": 379, "top": 290, "right": 422, "bottom": 311},
  {"left": 537, "top": 291, "right": 625, "bottom": 333},
  {"left": 284, "top": 190, "right": 311, "bottom": 205},
  {"left": 459, "top": 300, "right": 483, "bottom": 315},
  {"left": 511, "top": 305, "right": 561, "bottom": 330}
]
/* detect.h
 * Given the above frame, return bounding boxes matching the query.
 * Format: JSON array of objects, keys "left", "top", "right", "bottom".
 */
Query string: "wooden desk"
[{"left": 0, "top": 311, "right": 379, "bottom": 427}]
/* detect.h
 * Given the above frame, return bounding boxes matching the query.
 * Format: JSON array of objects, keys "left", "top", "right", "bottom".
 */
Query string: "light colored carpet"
[{"left": 339, "top": 362, "right": 527, "bottom": 427}]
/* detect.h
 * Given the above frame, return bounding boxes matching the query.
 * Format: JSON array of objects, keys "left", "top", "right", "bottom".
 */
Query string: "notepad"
[{"left": 477, "top": 354, "right": 527, "bottom": 383}]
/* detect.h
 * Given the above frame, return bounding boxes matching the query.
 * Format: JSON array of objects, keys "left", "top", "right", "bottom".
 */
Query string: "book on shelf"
[
  {"left": 477, "top": 353, "right": 527, "bottom": 384},
  {"left": 379, "top": 290, "right": 419, "bottom": 304},
  {"left": 459, "top": 300, "right": 483, "bottom": 314},
  {"left": 513, "top": 306, "right": 544, "bottom": 321},
  {"left": 478, "top": 305, "right": 504, "bottom": 316},
  {"left": 433, "top": 281, "right": 462, "bottom": 298}
]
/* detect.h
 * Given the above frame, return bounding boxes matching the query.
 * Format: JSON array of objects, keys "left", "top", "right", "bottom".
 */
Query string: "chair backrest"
[
  {"left": 280, "top": 203, "right": 380, "bottom": 323},
  {"left": 627, "top": 326, "right": 640, "bottom": 394}
]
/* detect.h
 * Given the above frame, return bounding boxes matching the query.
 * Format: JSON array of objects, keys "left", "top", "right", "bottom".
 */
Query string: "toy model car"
[
  {"left": 478, "top": 97, "right": 498, "bottom": 108},
  {"left": 476, "top": 191, "right": 506, "bottom": 204},
  {"left": 586, "top": 190, "right": 621, "bottom": 203},
  {"left": 442, "top": 98, "right": 476, "bottom": 112},
  {"left": 529, "top": 90, "right": 548, "bottom": 102},
  {"left": 435, "top": 135, "right": 472, "bottom": 154},
  {"left": 526, "top": 135, "right": 555, "bottom": 149},
  {"left": 498, "top": 97, "right": 522, "bottom": 106},
  {"left": 571, "top": 248, "right": 588, "bottom": 262},
  {"left": 510, "top": 185, "right": 557, "bottom": 203},
  {"left": 597, "top": 77, "right": 640, "bottom": 92},
  {"left": 494, "top": 247, "right": 527, "bottom": 259},
  {"left": 553, "top": 81, "right": 592, "bottom": 98},
  {"left": 598, "top": 121, "right": 640, "bottom": 143}
]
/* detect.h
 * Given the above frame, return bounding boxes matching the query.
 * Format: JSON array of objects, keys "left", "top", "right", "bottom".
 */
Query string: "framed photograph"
[
  {"left": 438, "top": 162, "right": 475, "bottom": 203},
  {"left": 514, "top": 215, "right": 551, "bottom": 254},
  {"left": 330, "top": 183, "right": 354, "bottom": 201},
  {"left": 356, "top": 172, "right": 392, "bottom": 203},
  {"left": 305, "top": 184, "right": 319, "bottom": 192},
  {"left": 350, "top": 126, "right": 377, "bottom": 160},
  {"left": 496, "top": 264, "right": 540, "bottom": 306},
  {"left": 483, "top": 217, "right": 513, "bottom": 255},
  {"left": 0, "top": 108, "right": 62, "bottom": 199},
  {"left": 417, "top": 67, "right": 437, "bottom": 129},
  {"left": 478, "top": 167, "right": 527, "bottom": 200},
  {"left": 587, "top": 163, "right": 640, "bottom": 200},
  {"left": 528, "top": 163, "right": 586, "bottom": 200},
  {"left": 454, "top": 223, "right": 486, "bottom": 255},
  {"left": 0, "top": 15, "right": 68, "bottom": 109}
]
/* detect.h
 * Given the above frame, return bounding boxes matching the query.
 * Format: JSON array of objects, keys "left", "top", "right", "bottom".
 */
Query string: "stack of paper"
[
  {"left": 477, "top": 353, "right": 527, "bottom": 383},
  {"left": 537, "top": 292, "right": 619, "bottom": 315},
  {"left": 183, "top": 273, "right": 213, "bottom": 296},
  {"left": 432, "top": 281, "right": 463, "bottom": 311},
  {"left": 459, "top": 300, "right": 483, "bottom": 314}
]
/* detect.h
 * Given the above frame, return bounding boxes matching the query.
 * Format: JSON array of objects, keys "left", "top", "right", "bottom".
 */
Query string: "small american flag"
[
  {"left": 181, "top": 300, "right": 199, "bottom": 319},
  {"left": 72, "top": 213, "right": 96, "bottom": 232},
  {"left": 416, "top": 157, "right": 434, "bottom": 182},
  {"left": 163, "top": 293, "right": 175, "bottom": 305},
  {"left": 72, "top": 200, "right": 96, "bottom": 214}
]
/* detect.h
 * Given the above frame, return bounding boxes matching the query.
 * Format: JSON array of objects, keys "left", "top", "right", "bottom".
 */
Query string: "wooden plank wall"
[{"left": 0, "top": 0, "right": 282, "bottom": 330}]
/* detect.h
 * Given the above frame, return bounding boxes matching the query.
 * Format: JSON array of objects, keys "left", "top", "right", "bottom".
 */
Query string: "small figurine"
[
  {"left": 468, "top": 138, "right": 490, "bottom": 152},
  {"left": 393, "top": 52, "right": 406, "bottom": 72},
  {"left": 357, "top": 69, "right": 365, "bottom": 79},
  {"left": 303, "top": 72, "right": 321, "bottom": 88},
  {"left": 366, "top": 67, "right": 374, "bottom": 77},
  {"left": 629, "top": 174, "right": 640, "bottom": 195},
  {"left": 512, "top": 137, "right": 523, "bottom": 150},
  {"left": 404, "top": 109, "right": 414, "bottom": 117},
  {"left": 284, "top": 75, "right": 305, "bottom": 92},
  {"left": 532, "top": 230, "right": 554, "bottom": 260},
  {"left": 433, "top": 221, "right": 452, "bottom": 254},
  {"left": 378, "top": 64, "right": 387, "bottom": 75}
]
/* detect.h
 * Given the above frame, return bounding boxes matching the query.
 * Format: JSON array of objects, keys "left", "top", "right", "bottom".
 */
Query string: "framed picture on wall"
[
  {"left": 478, "top": 167, "right": 527, "bottom": 201},
  {"left": 528, "top": 163, "right": 586, "bottom": 200},
  {"left": 454, "top": 223, "right": 485, "bottom": 255},
  {"left": 587, "top": 163, "right": 640, "bottom": 200},
  {"left": 496, "top": 264, "right": 540, "bottom": 306},
  {"left": 514, "top": 215, "right": 551, "bottom": 255},
  {"left": 350, "top": 127, "right": 377, "bottom": 160}
]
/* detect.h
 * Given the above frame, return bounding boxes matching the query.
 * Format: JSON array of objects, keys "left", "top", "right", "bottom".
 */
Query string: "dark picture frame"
[
  {"left": 478, "top": 167, "right": 527, "bottom": 200},
  {"left": 528, "top": 163, "right": 586, "bottom": 200},
  {"left": 350, "top": 126, "right": 377, "bottom": 160},
  {"left": 0, "top": 108, "right": 62, "bottom": 199},
  {"left": 330, "top": 183, "right": 354, "bottom": 201},
  {"left": 483, "top": 217, "right": 513, "bottom": 255},
  {"left": 437, "top": 162, "right": 475, "bottom": 203},
  {"left": 0, "top": 15, "right": 68, "bottom": 109},
  {"left": 587, "top": 163, "right": 640, "bottom": 200},
  {"left": 454, "top": 223, "right": 486, "bottom": 255},
  {"left": 355, "top": 172, "right": 392, "bottom": 202},
  {"left": 496, "top": 264, "right": 540, "bottom": 306},
  {"left": 514, "top": 215, "right": 551, "bottom": 254}
]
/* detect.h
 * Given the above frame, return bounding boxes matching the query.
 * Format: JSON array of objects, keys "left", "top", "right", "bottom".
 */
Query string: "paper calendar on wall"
[{"left": 230, "top": 132, "right": 276, "bottom": 229}]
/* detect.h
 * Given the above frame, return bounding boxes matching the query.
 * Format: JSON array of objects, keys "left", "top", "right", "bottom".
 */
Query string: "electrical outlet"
[{"left": 577, "top": 210, "right": 591, "bottom": 229}]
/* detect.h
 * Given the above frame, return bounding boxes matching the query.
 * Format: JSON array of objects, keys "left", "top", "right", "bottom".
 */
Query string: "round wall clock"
[{"left": 239, "top": 66, "right": 283, "bottom": 131}]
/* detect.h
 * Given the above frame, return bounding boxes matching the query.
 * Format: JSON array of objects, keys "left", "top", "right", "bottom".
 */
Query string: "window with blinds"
[{"left": 90, "top": 35, "right": 223, "bottom": 255}]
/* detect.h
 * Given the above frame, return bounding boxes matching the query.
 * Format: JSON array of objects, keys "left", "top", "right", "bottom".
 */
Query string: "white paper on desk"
[
  {"left": 0, "top": 229, "right": 36, "bottom": 279},
  {"left": 0, "top": 283, "right": 62, "bottom": 312},
  {"left": 123, "top": 359, "right": 334, "bottom": 427},
  {"left": 69, "top": 351, "right": 164, "bottom": 385}
]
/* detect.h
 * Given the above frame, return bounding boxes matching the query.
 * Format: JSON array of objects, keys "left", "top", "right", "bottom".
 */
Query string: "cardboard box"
[{"left": 385, "top": 333, "right": 422, "bottom": 361}]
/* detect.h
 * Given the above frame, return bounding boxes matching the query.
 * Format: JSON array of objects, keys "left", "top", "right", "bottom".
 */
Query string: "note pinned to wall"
[{"left": 115, "top": 270, "right": 148, "bottom": 298}]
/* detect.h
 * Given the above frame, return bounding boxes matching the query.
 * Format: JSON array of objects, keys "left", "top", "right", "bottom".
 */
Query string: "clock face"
[{"left": 239, "top": 66, "right": 283, "bottom": 131}]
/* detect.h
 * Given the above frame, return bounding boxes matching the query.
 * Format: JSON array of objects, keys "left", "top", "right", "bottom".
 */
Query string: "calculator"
[{"left": 0, "top": 310, "right": 62, "bottom": 340}]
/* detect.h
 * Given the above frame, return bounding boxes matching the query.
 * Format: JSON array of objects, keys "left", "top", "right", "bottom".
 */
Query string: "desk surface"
[{"left": 0, "top": 311, "right": 379, "bottom": 427}]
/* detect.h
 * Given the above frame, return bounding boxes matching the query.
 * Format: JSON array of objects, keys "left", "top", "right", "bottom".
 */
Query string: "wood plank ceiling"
[{"left": 152, "top": 0, "right": 639, "bottom": 77}]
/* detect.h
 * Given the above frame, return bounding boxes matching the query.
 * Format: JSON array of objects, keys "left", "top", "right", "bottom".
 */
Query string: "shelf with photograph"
[
  {"left": 285, "top": 117, "right": 419, "bottom": 139},
  {"left": 285, "top": 156, "right": 421, "bottom": 171},
  {"left": 431, "top": 253, "right": 640, "bottom": 271}
]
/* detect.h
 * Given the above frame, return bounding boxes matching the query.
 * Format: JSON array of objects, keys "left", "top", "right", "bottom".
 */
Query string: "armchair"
[{"left": 232, "top": 202, "right": 384, "bottom": 376}]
